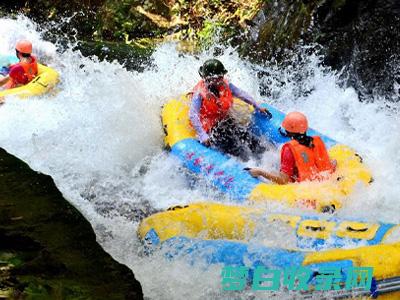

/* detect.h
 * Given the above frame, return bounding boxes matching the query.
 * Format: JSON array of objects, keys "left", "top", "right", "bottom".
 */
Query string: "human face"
[{"left": 204, "top": 75, "right": 224, "bottom": 86}]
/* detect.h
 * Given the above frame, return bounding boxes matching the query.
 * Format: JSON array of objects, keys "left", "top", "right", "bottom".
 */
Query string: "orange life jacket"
[
  {"left": 5, "top": 56, "right": 38, "bottom": 89},
  {"left": 284, "top": 136, "right": 334, "bottom": 182},
  {"left": 192, "top": 79, "right": 233, "bottom": 132},
  {"left": 18, "top": 56, "right": 38, "bottom": 82}
]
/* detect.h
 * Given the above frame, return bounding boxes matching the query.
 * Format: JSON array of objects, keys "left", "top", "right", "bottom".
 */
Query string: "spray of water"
[{"left": 1, "top": 15, "right": 399, "bottom": 299}]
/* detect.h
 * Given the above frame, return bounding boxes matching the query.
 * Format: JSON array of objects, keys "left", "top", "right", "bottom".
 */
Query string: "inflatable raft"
[
  {"left": 0, "top": 55, "right": 59, "bottom": 98},
  {"left": 139, "top": 203, "right": 400, "bottom": 298},
  {"left": 158, "top": 237, "right": 400, "bottom": 299},
  {"left": 162, "top": 96, "right": 372, "bottom": 212},
  {"left": 0, "top": 55, "right": 18, "bottom": 76},
  {"left": 139, "top": 202, "right": 399, "bottom": 251}
]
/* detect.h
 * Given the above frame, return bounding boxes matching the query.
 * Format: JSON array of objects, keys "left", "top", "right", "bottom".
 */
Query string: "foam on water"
[{"left": 1, "top": 16, "right": 400, "bottom": 299}]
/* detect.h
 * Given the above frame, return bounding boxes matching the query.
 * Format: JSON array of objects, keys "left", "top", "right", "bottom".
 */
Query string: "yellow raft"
[
  {"left": 139, "top": 203, "right": 400, "bottom": 299},
  {"left": 0, "top": 64, "right": 59, "bottom": 99},
  {"left": 303, "top": 243, "right": 400, "bottom": 299},
  {"left": 162, "top": 96, "right": 372, "bottom": 212},
  {"left": 138, "top": 202, "right": 399, "bottom": 248}
]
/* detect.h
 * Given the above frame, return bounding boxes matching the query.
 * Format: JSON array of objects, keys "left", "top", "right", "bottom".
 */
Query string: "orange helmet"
[
  {"left": 16, "top": 40, "right": 33, "bottom": 54},
  {"left": 282, "top": 111, "right": 308, "bottom": 134}
]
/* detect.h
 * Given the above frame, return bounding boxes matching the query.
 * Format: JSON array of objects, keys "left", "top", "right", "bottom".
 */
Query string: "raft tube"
[
  {"left": 0, "top": 55, "right": 18, "bottom": 76},
  {"left": 156, "top": 236, "right": 400, "bottom": 299},
  {"left": 139, "top": 202, "right": 400, "bottom": 251},
  {"left": 161, "top": 96, "right": 372, "bottom": 212},
  {"left": 0, "top": 55, "right": 59, "bottom": 98}
]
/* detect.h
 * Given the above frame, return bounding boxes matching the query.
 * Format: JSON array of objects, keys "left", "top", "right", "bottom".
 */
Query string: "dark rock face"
[
  {"left": 0, "top": 148, "right": 143, "bottom": 299},
  {"left": 243, "top": 0, "right": 400, "bottom": 99},
  {"left": 313, "top": 0, "right": 400, "bottom": 98}
]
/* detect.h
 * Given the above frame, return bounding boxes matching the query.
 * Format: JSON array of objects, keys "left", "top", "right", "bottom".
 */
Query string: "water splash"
[{"left": 0, "top": 15, "right": 399, "bottom": 299}]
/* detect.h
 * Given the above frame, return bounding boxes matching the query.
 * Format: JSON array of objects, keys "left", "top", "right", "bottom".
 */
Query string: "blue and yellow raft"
[
  {"left": 0, "top": 55, "right": 59, "bottom": 99},
  {"left": 139, "top": 202, "right": 399, "bottom": 250},
  {"left": 162, "top": 96, "right": 372, "bottom": 212},
  {"left": 139, "top": 203, "right": 400, "bottom": 299},
  {"left": 156, "top": 237, "right": 400, "bottom": 299}
]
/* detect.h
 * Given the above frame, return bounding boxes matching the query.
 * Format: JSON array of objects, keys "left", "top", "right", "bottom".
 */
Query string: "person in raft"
[
  {"left": 189, "top": 58, "right": 272, "bottom": 160},
  {"left": 0, "top": 40, "right": 38, "bottom": 90},
  {"left": 247, "top": 112, "right": 336, "bottom": 184}
]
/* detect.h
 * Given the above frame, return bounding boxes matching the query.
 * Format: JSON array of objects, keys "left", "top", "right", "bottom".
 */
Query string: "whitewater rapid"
[{"left": 1, "top": 16, "right": 400, "bottom": 299}]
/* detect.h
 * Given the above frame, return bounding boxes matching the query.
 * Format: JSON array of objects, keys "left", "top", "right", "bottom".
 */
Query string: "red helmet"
[
  {"left": 282, "top": 111, "right": 308, "bottom": 134},
  {"left": 16, "top": 40, "right": 33, "bottom": 54}
]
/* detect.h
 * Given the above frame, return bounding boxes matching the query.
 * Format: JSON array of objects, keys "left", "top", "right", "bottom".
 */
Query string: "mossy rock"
[
  {"left": 0, "top": 148, "right": 143, "bottom": 299},
  {"left": 75, "top": 40, "right": 154, "bottom": 71}
]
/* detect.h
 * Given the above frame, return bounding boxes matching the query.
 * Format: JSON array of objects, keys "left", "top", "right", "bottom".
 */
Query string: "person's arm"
[
  {"left": 248, "top": 168, "right": 291, "bottom": 184},
  {"left": 229, "top": 83, "right": 271, "bottom": 116},
  {"left": 247, "top": 144, "right": 295, "bottom": 184},
  {"left": 229, "top": 83, "right": 260, "bottom": 108},
  {"left": 189, "top": 93, "right": 210, "bottom": 144},
  {"left": 0, "top": 76, "right": 9, "bottom": 87}
]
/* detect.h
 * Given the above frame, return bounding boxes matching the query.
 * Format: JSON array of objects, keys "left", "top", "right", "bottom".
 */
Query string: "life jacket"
[
  {"left": 283, "top": 136, "right": 334, "bottom": 182},
  {"left": 192, "top": 79, "right": 233, "bottom": 132},
  {"left": 18, "top": 56, "right": 38, "bottom": 82},
  {"left": 5, "top": 56, "right": 38, "bottom": 89}
]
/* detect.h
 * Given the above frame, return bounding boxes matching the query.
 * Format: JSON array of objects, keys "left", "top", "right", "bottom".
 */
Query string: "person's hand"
[
  {"left": 201, "top": 138, "right": 211, "bottom": 146},
  {"left": 0, "top": 96, "right": 4, "bottom": 104},
  {"left": 246, "top": 167, "right": 264, "bottom": 178},
  {"left": 258, "top": 107, "right": 272, "bottom": 119},
  {"left": 331, "top": 159, "right": 337, "bottom": 171}
]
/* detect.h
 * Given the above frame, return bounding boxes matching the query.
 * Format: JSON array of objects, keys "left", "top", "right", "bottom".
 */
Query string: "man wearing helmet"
[
  {"left": 247, "top": 112, "right": 336, "bottom": 184},
  {"left": 189, "top": 58, "right": 271, "bottom": 160},
  {"left": 0, "top": 40, "right": 38, "bottom": 90}
]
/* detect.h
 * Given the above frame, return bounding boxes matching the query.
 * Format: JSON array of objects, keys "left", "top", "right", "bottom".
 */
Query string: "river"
[{"left": 1, "top": 15, "right": 400, "bottom": 299}]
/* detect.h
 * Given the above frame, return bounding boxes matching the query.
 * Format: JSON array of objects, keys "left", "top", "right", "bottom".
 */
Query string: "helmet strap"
[{"left": 198, "top": 66, "right": 204, "bottom": 78}]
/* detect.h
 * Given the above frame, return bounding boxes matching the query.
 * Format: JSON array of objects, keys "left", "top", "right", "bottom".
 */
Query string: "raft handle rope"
[
  {"left": 354, "top": 153, "right": 363, "bottom": 163},
  {"left": 167, "top": 205, "right": 189, "bottom": 211},
  {"left": 321, "top": 205, "right": 336, "bottom": 214},
  {"left": 161, "top": 115, "right": 171, "bottom": 150},
  {"left": 346, "top": 226, "right": 368, "bottom": 232},
  {"left": 31, "top": 75, "right": 48, "bottom": 88},
  {"left": 306, "top": 225, "right": 369, "bottom": 233},
  {"left": 163, "top": 124, "right": 168, "bottom": 135},
  {"left": 305, "top": 225, "right": 326, "bottom": 232}
]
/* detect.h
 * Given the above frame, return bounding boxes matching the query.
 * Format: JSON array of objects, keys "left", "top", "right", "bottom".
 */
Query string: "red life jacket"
[
  {"left": 283, "top": 136, "right": 334, "bottom": 182},
  {"left": 19, "top": 56, "right": 38, "bottom": 82},
  {"left": 5, "top": 56, "right": 38, "bottom": 89},
  {"left": 192, "top": 79, "right": 233, "bottom": 132}
]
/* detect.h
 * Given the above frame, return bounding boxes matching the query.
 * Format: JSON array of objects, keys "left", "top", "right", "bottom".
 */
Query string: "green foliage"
[
  {"left": 197, "top": 20, "right": 224, "bottom": 49},
  {"left": 24, "top": 283, "right": 52, "bottom": 300},
  {"left": 97, "top": 0, "right": 263, "bottom": 48}
]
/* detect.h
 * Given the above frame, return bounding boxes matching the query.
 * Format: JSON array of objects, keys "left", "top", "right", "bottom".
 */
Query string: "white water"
[{"left": 1, "top": 16, "right": 400, "bottom": 299}]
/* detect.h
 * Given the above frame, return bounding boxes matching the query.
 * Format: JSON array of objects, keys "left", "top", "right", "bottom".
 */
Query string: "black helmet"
[{"left": 198, "top": 59, "right": 228, "bottom": 78}]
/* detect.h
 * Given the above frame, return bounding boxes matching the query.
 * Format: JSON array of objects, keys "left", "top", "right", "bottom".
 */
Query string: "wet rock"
[
  {"left": 0, "top": 0, "right": 104, "bottom": 41},
  {"left": 313, "top": 0, "right": 400, "bottom": 99},
  {"left": 0, "top": 148, "right": 143, "bottom": 299},
  {"left": 75, "top": 40, "right": 154, "bottom": 72},
  {"left": 242, "top": 0, "right": 400, "bottom": 99}
]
